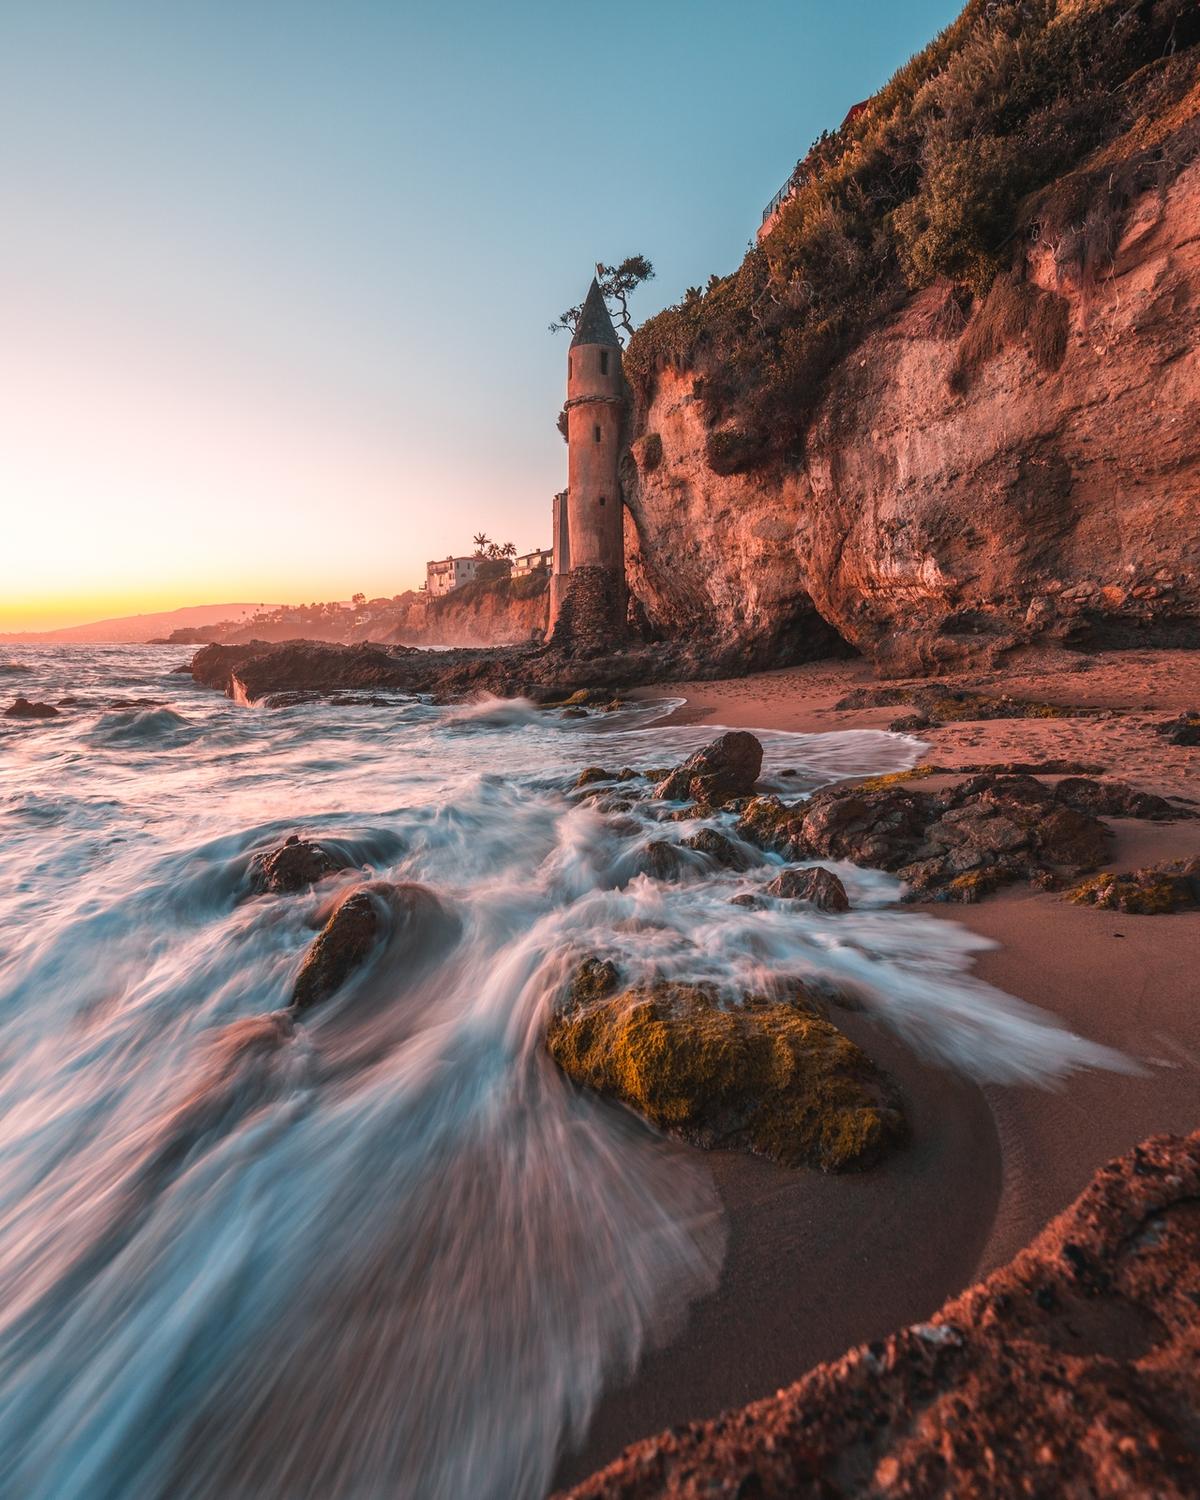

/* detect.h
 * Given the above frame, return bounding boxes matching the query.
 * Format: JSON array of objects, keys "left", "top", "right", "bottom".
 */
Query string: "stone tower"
[{"left": 547, "top": 278, "right": 626, "bottom": 648}]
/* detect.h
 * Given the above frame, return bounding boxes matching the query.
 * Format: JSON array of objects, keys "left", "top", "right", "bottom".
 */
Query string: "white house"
[
  {"left": 512, "top": 547, "right": 552, "bottom": 577},
  {"left": 425, "top": 555, "right": 479, "bottom": 596}
]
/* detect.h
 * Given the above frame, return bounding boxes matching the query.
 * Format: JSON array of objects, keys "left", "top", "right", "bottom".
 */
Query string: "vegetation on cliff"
[{"left": 625, "top": 0, "right": 1200, "bottom": 470}]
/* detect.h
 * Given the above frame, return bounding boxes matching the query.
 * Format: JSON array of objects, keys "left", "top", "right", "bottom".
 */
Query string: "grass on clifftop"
[{"left": 625, "top": 0, "right": 1200, "bottom": 471}]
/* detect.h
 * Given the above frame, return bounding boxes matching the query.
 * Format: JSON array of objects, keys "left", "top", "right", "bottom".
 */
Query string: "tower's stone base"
[{"left": 548, "top": 566, "right": 625, "bottom": 655}]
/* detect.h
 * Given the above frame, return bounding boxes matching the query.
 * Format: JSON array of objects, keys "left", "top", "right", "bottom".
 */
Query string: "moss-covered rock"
[
  {"left": 945, "top": 867, "right": 1009, "bottom": 903},
  {"left": 557, "top": 688, "right": 609, "bottom": 707},
  {"left": 547, "top": 975, "right": 905, "bottom": 1172},
  {"left": 738, "top": 773, "right": 1117, "bottom": 903},
  {"left": 734, "top": 795, "right": 809, "bottom": 859},
  {"left": 852, "top": 765, "right": 938, "bottom": 794},
  {"left": 1067, "top": 859, "right": 1200, "bottom": 915},
  {"left": 837, "top": 686, "right": 1077, "bottom": 724}
]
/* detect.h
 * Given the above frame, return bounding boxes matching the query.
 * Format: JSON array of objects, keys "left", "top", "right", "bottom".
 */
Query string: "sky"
[{"left": 0, "top": 0, "right": 961, "bottom": 631}]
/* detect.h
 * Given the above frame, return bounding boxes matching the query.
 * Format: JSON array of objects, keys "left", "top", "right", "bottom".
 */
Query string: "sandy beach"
[{"left": 557, "top": 647, "right": 1199, "bottom": 1489}]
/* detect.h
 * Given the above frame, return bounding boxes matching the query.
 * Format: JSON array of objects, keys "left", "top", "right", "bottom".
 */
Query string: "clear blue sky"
[{"left": 0, "top": 0, "right": 961, "bottom": 628}]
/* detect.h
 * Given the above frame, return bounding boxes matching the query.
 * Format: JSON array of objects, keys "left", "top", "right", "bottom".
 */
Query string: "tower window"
[
  {"left": 593, "top": 424, "right": 601, "bottom": 443},
  {"left": 600, "top": 351, "right": 609, "bottom": 375},
  {"left": 599, "top": 495, "right": 606, "bottom": 507},
  {"left": 568, "top": 355, "right": 573, "bottom": 379}
]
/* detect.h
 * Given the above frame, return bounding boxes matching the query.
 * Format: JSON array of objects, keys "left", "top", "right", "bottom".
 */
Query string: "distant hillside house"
[
  {"left": 513, "top": 547, "right": 552, "bottom": 576},
  {"left": 426, "top": 555, "right": 479, "bottom": 596}
]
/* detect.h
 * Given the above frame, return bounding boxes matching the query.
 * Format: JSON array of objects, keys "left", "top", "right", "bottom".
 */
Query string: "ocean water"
[{"left": 0, "top": 646, "right": 1122, "bottom": 1499}]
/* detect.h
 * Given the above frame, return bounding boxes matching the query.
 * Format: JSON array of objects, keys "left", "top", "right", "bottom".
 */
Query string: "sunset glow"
[{"left": 0, "top": 0, "right": 957, "bottom": 634}]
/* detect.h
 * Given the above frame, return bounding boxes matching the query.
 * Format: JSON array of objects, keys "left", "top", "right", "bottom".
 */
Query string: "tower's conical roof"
[{"left": 570, "top": 278, "right": 621, "bottom": 348}]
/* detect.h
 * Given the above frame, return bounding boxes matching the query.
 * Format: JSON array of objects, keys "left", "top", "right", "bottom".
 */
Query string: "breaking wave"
[{"left": 0, "top": 645, "right": 1127, "bottom": 1499}]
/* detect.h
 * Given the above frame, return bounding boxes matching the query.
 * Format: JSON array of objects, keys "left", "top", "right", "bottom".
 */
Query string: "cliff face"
[
  {"left": 626, "top": 143, "right": 1200, "bottom": 676},
  {"left": 386, "top": 574, "right": 548, "bottom": 649}
]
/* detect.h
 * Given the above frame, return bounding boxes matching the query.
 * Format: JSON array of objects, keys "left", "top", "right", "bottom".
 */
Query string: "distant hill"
[{"left": 0, "top": 603, "right": 278, "bottom": 645}]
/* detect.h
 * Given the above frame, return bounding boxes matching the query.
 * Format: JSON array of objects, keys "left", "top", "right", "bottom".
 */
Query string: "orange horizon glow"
[{"left": 0, "top": 582, "right": 417, "bottom": 636}]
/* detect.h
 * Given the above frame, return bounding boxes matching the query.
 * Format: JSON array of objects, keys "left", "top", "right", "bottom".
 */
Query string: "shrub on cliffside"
[{"left": 624, "top": 0, "right": 1200, "bottom": 467}]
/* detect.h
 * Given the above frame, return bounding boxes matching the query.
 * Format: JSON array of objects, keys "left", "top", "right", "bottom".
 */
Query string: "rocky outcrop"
[
  {"left": 248, "top": 835, "right": 353, "bottom": 895},
  {"left": 4, "top": 698, "right": 59, "bottom": 719},
  {"left": 547, "top": 969, "right": 905, "bottom": 1172},
  {"left": 290, "top": 881, "right": 455, "bottom": 1013},
  {"left": 653, "top": 731, "right": 763, "bottom": 808},
  {"left": 765, "top": 866, "right": 850, "bottom": 912},
  {"left": 561, "top": 1130, "right": 1200, "bottom": 1499},
  {"left": 386, "top": 573, "right": 549, "bottom": 648},
  {"left": 1068, "top": 856, "right": 1200, "bottom": 914},
  {"left": 188, "top": 637, "right": 712, "bottom": 706},
  {"left": 737, "top": 773, "right": 1124, "bottom": 902},
  {"left": 625, "top": 149, "right": 1200, "bottom": 674}
]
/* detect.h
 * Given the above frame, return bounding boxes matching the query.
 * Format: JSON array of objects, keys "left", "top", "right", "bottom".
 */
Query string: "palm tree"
[
  {"left": 472, "top": 532, "right": 491, "bottom": 556},
  {"left": 500, "top": 541, "right": 517, "bottom": 558}
]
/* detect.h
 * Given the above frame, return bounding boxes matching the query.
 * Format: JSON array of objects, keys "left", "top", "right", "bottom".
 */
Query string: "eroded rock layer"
[
  {"left": 561, "top": 1130, "right": 1200, "bottom": 1499},
  {"left": 626, "top": 149, "right": 1200, "bottom": 673}
]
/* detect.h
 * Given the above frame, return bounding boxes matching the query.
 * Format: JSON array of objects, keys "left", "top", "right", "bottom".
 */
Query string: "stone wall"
[{"left": 548, "top": 567, "right": 625, "bottom": 656}]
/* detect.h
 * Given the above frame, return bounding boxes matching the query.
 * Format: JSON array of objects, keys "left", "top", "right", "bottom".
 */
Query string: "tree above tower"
[{"left": 549, "top": 256, "right": 654, "bottom": 345}]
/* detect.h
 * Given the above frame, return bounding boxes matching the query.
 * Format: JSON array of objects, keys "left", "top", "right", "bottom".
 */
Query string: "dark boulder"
[
  {"left": 1155, "top": 711, "right": 1200, "bottom": 747},
  {"left": 4, "top": 698, "right": 59, "bottom": 719},
  {"left": 292, "top": 888, "right": 384, "bottom": 1012},
  {"left": 249, "top": 835, "right": 352, "bottom": 895},
  {"left": 290, "top": 881, "right": 453, "bottom": 1013},
  {"left": 654, "top": 732, "right": 764, "bottom": 809},
  {"left": 766, "top": 866, "right": 850, "bottom": 912},
  {"left": 629, "top": 840, "right": 690, "bottom": 883},
  {"left": 681, "top": 827, "right": 755, "bottom": 871},
  {"left": 1053, "top": 776, "right": 1184, "bottom": 821},
  {"left": 738, "top": 773, "right": 1119, "bottom": 902}
]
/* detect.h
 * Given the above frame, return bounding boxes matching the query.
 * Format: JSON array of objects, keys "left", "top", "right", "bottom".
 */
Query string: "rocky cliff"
[
  {"left": 385, "top": 573, "right": 548, "bottom": 649},
  {"left": 623, "top": 3, "right": 1200, "bottom": 676},
  {"left": 167, "top": 576, "right": 550, "bottom": 651},
  {"left": 627, "top": 144, "right": 1200, "bottom": 674}
]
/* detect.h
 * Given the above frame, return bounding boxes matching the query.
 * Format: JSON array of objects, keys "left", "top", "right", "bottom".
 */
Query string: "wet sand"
[
  {"left": 556, "top": 1024, "right": 1000, "bottom": 1491},
  {"left": 558, "top": 647, "right": 1199, "bottom": 1489}
]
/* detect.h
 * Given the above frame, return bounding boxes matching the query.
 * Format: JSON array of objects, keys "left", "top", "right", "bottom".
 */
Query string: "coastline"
[{"left": 560, "top": 646, "right": 1199, "bottom": 1488}]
